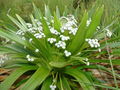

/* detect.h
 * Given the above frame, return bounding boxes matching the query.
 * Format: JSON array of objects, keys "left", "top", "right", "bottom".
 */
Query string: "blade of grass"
[
  {"left": 65, "top": 68, "right": 95, "bottom": 90},
  {"left": 41, "top": 77, "right": 52, "bottom": 90},
  {"left": 67, "top": 11, "right": 88, "bottom": 54},
  {"left": 0, "top": 66, "right": 37, "bottom": 90},
  {"left": 21, "top": 66, "right": 50, "bottom": 90}
]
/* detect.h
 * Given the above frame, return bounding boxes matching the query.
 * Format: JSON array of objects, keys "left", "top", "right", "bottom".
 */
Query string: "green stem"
[{"left": 104, "top": 31, "right": 118, "bottom": 88}]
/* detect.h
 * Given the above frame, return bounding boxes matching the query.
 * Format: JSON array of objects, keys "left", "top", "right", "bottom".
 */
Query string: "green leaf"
[
  {"left": 0, "top": 66, "right": 37, "bottom": 90},
  {"left": 21, "top": 66, "right": 50, "bottom": 90},
  {"left": 56, "top": 6, "right": 60, "bottom": 18},
  {"left": 0, "top": 29, "right": 26, "bottom": 45},
  {"left": 41, "top": 77, "right": 52, "bottom": 90},
  {"left": 112, "top": 49, "right": 120, "bottom": 56},
  {"left": 30, "top": 14, "right": 37, "bottom": 27},
  {"left": 78, "top": 65, "right": 120, "bottom": 79},
  {"left": 41, "top": 16, "right": 51, "bottom": 37},
  {"left": 7, "top": 15, "right": 27, "bottom": 32},
  {"left": 26, "top": 32, "right": 51, "bottom": 60},
  {"left": 89, "top": 59, "right": 120, "bottom": 65},
  {"left": 45, "top": 5, "right": 52, "bottom": 21},
  {"left": 65, "top": 68, "right": 95, "bottom": 90},
  {"left": 67, "top": 12, "right": 88, "bottom": 54},
  {"left": 49, "top": 61, "right": 68, "bottom": 68},
  {"left": 80, "top": 6, "right": 104, "bottom": 51},
  {"left": 0, "top": 45, "right": 17, "bottom": 54},
  {"left": 16, "top": 14, "right": 28, "bottom": 30},
  {"left": 86, "top": 6, "right": 104, "bottom": 38},
  {"left": 60, "top": 75, "right": 71, "bottom": 90},
  {"left": 54, "top": 13, "right": 61, "bottom": 32},
  {"left": 33, "top": 3, "right": 42, "bottom": 20},
  {"left": 2, "top": 60, "right": 29, "bottom": 69}
]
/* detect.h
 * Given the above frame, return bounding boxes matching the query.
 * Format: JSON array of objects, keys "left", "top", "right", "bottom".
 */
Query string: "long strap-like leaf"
[
  {"left": 64, "top": 68, "right": 95, "bottom": 90},
  {"left": 67, "top": 12, "right": 88, "bottom": 54},
  {"left": 41, "top": 77, "right": 52, "bottom": 90},
  {"left": 21, "top": 66, "right": 50, "bottom": 90},
  {"left": 0, "top": 29, "right": 25, "bottom": 45},
  {"left": 86, "top": 6, "right": 104, "bottom": 38},
  {"left": 33, "top": 3, "right": 42, "bottom": 20},
  {"left": 0, "top": 66, "right": 37, "bottom": 90},
  {"left": 60, "top": 75, "right": 71, "bottom": 90}
]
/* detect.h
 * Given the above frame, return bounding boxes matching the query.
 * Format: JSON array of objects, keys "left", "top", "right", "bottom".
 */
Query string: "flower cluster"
[
  {"left": 16, "top": 30, "right": 24, "bottom": 35},
  {"left": 29, "top": 38, "right": 33, "bottom": 42},
  {"left": 96, "top": 26, "right": 100, "bottom": 31},
  {"left": 16, "top": 19, "right": 45, "bottom": 40},
  {"left": 48, "top": 38, "right": 56, "bottom": 44},
  {"left": 60, "top": 15, "right": 78, "bottom": 35},
  {"left": 50, "top": 28, "right": 60, "bottom": 35},
  {"left": 105, "top": 28, "right": 112, "bottom": 37},
  {"left": 35, "top": 49, "right": 39, "bottom": 52},
  {"left": 86, "top": 38, "right": 101, "bottom": 52},
  {"left": 55, "top": 41, "right": 66, "bottom": 49},
  {"left": 26, "top": 55, "right": 34, "bottom": 61},
  {"left": 0, "top": 55, "right": 9, "bottom": 66},
  {"left": 0, "top": 58, "right": 4, "bottom": 66},
  {"left": 50, "top": 85, "right": 56, "bottom": 90},
  {"left": 15, "top": 15, "right": 79, "bottom": 58},
  {"left": 64, "top": 50, "right": 71, "bottom": 57},
  {"left": 86, "top": 39, "right": 100, "bottom": 48},
  {"left": 60, "top": 35, "right": 70, "bottom": 41},
  {"left": 34, "top": 33, "right": 45, "bottom": 39},
  {"left": 86, "top": 18, "right": 91, "bottom": 27},
  {"left": 16, "top": 15, "right": 108, "bottom": 60},
  {"left": 83, "top": 58, "right": 90, "bottom": 66}
]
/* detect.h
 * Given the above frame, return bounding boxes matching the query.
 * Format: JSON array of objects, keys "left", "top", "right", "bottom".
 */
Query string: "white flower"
[
  {"left": 86, "top": 62, "right": 90, "bottom": 66},
  {"left": 69, "top": 28, "right": 78, "bottom": 35},
  {"left": 28, "top": 28, "right": 36, "bottom": 33},
  {"left": 50, "top": 85, "right": 56, "bottom": 90},
  {"left": 35, "top": 49, "right": 39, "bottom": 52},
  {"left": 48, "top": 38, "right": 56, "bottom": 44},
  {"left": 83, "top": 58, "right": 90, "bottom": 66},
  {"left": 67, "top": 15, "right": 77, "bottom": 23},
  {"left": 96, "top": 26, "right": 100, "bottom": 30},
  {"left": 86, "top": 38, "right": 100, "bottom": 48},
  {"left": 26, "top": 55, "right": 34, "bottom": 61},
  {"left": 84, "top": 58, "right": 88, "bottom": 61},
  {"left": 16, "top": 30, "right": 24, "bottom": 35},
  {"left": 60, "top": 35, "right": 70, "bottom": 41},
  {"left": 50, "top": 28, "right": 60, "bottom": 35},
  {"left": 26, "top": 55, "right": 30, "bottom": 58},
  {"left": 34, "top": 19, "right": 39, "bottom": 22},
  {"left": 98, "top": 48, "right": 101, "bottom": 52},
  {"left": 36, "top": 21, "right": 42, "bottom": 26},
  {"left": 77, "top": 52, "right": 81, "bottom": 55},
  {"left": 43, "top": 17, "right": 47, "bottom": 20},
  {"left": 55, "top": 41, "right": 66, "bottom": 49},
  {"left": 26, "top": 23, "right": 32, "bottom": 28},
  {"left": 64, "top": 50, "right": 71, "bottom": 57},
  {"left": 60, "top": 15, "right": 78, "bottom": 35},
  {"left": 37, "top": 26, "right": 43, "bottom": 32},
  {"left": 51, "top": 20, "right": 54, "bottom": 23},
  {"left": 28, "top": 58, "right": 34, "bottom": 61},
  {"left": 0, "top": 58, "right": 4, "bottom": 66},
  {"left": 34, "top": 33, "right": 45, "bottom": 39},
  {"left": 106, "top": 29, "right": 112, "bottom": 37},
  {"left": 86, "top": 18, "right": 91, "bottom": 27},
  {"left": 24, "top": 46, "right": 26, "bottom": 49},
  {"left": 47, "top": 22, "right": 50, "bottom": 25},
  {"left": 22, "top": 37, "right": 26, "bottom": 40},
  {"left": 29, "top": 38, "right": 33, "bottom": 42}
]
